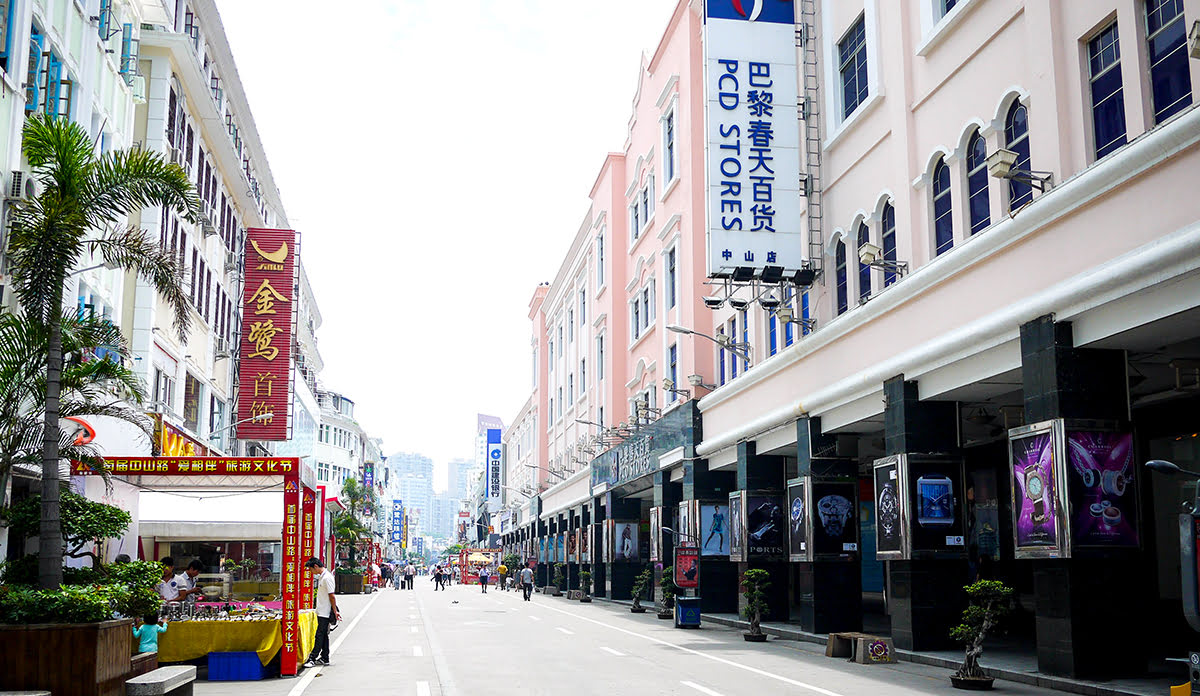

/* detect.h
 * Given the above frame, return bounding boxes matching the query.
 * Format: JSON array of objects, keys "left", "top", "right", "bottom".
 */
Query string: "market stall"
[
  {"left": 458, "top": 548, "right": 501, "bottom": 585},
  {"left": 74, "top": 456, "right": 318, "bottom": 677}
]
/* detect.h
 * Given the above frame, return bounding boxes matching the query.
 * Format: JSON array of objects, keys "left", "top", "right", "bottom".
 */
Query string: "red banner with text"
[
  {"left": 301, "top": 488, "right": 317, "bottom": 610},
  {"left": 281, "top": 478, "right": 301, "bottom": 676},
  {"left": 237, "top": 228, "right": 298, "bottom": 441}
]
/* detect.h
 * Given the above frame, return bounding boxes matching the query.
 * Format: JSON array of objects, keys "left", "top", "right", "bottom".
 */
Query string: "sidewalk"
[{"left": 594, "top": 598, "right": 1179, "bottom": 696}]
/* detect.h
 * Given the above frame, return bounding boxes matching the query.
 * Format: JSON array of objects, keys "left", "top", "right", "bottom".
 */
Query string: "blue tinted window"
[
  {"left": 839, "top": 17, "right": 868, "bottom": 119},
  {"left": 881, "top": 202, "right": 897, "bottom": 286},
  {"left": 932, "top": 159, "right": 953, "bottom": 256},
  {"left": 800, "top": 291, "right": 811, "bottom": 336},
  {"left": 966, "top": 133, "right": 990, "bottom": 234},
  {"left": 1089, "top": 23, "right": 1127, "bottom": 159},
  {"left": 769, "top": 316, "right": 777, "bottom": 356},
  {"left": 1146, "top": 0, "right": 1192, "bottom": 123},
  {"left": 857, "top": 221, "right": 871, "bottom": 301},
  {"left": 784, "top": 287, "right": 795, "bottom": 345},
  {"left": 1005, "top": 102, "right": 1033, "bottom": 209},
  {"left": 835, "top": 240, "right": 848, "bottom": 315}
]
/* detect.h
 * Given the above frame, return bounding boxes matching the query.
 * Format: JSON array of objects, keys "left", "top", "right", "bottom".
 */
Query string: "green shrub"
[{"left": 0, "top": 559, "right": 162, "bottom": 624}]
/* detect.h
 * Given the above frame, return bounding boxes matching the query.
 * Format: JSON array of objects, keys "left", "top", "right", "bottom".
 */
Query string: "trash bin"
[{"left": 675, "top": 596, "right": 702, "bottom": 628}]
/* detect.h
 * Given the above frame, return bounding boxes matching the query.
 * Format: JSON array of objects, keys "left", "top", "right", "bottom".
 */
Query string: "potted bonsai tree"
[
  {"left": 657, "top": 566, "right": 677, "bottom": 620},
  {"left": 949, "top": 580, "right": 1014, "bottom": 690},
  {"left": 630, "top": 567, "right": 653, "bottom": 613},
  {"left": 579, "top": 571, "right": 593, "bottom": 603},
  {"left": 553, "top": 563, "right": 567, "bottom": 596},
  {"left": 741, "top": 568, "right": 770, "bottom": 642}
]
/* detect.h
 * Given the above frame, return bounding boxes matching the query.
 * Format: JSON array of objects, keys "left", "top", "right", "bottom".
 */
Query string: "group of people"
[
  {"left": 386, "top": 561, "right": 418, "bottom": 590},
  {"left": 430, "top": 563, "right": 458, "bottom": 590},
  {"left": 153, "top": 556, "right": 205, "bottom": 602}
]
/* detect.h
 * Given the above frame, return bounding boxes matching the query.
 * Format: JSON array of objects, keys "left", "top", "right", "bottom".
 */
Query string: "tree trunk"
[{"left": 39, "top": 306, "right": 64, "bottom": 589}]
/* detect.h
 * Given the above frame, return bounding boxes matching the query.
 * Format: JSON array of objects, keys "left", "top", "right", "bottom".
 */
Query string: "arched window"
[
  {"left": 932, "top": 158, "right": 953, "bottom": 256},
  {"left": 881, "top": 202, "right": 897, "bottom": 286},
  {"left": 966, "top": 132, "right": 990, "bottom": 234},
  {"left": 857, "top": 221, "right": 871, "bottom": 301},
  {"left": 835, "top": 239, "right": 848, "bottom": 315},
  {"left": 1005, "top": 102, "right": 1032, "bottom": 209}
]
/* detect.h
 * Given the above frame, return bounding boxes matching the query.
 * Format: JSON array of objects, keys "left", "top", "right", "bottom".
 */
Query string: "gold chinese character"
[
  {"left": 247, "top": 320, "right": 281, "bottom": 360},
  {"left": 254, "top": 372, "right": 276, "bottom": 398},
  {"left": 250, "top": 401, "right": 275, "bottom": 424},
  {"left": 247, "top": 278, "right": 289, "bottom": 315}
]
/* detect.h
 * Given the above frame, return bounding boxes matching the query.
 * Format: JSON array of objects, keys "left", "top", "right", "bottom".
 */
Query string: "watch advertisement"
[
  {"left": 746, "top": 494, "right": 786, "bottom": 557},
  {"left": 787, "top": 479, "right": 809, "bottom": 561},
  {"left": 700, "top": 503, "right": 729, "bottom": 556},
  {"left": 1009, "top": 426, "right": 1062, "bottom": 556},
  {"left": 907, "top": 457, "right": 967, "bottom": 556},
  {"left": 873, "top": 458, "right": 903, "bottom": 559},
  {"left": 650, "top": 507, "right": 662, "bottom": 562},
  {"left": 1067, "top": 430, "right": 1138, "bottom": 548},
  {"left": 728, "top": 491, "right": 746, "bottom": 562},
  {"left": 811, "top": 481, "right": 859, "bottom": 557}
]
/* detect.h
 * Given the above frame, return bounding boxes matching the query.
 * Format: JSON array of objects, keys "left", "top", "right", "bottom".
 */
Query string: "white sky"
[{"left": 216, "top": 1, "right": 679, "bottom": 472}]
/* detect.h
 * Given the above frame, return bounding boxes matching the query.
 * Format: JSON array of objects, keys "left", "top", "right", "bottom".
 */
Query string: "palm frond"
[
  {"left": 83, "top": 146, "right": 202, "bottom": 227},
  {"left": 89, "top": 228, "right": 192, "bottom": 341},
  {"left": 21, "top": 113, "right": 96, "bottom": 199}
]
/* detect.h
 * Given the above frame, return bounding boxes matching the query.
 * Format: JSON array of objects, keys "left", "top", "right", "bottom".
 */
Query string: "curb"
[{"left": 593, "top": 598, "right": 1150, "bottom": 696}]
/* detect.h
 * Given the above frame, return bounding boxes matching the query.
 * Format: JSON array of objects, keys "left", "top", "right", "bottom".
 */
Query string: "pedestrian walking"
[
  {"left": 497, "top": 562, "right": 508, "bottom": 592},
  {"left": 519, "top": 565, "right": 534, "bottom": 601},
  {"left": 432, "top": 564, "right": 444, "bottom": 591},
  {"left": 479, "top": 564, "right": 490, "bottom": 593},
  {"left": 405, "top": 562, "right": 416, "bottom": 590},
  {"left": 305, "top": 557, "right": 341, "bottom": 667}
]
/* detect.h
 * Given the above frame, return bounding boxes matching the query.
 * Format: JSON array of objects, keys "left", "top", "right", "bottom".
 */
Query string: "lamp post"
[
  {"left": 666, "top": 324, "right": 751, "bottom": 365},
  {"left": 1146, "top": 459, "right": 1200, "bottom": 634},
  {"left": 207, "top": 412, "right": 272, "bottom": 450}
]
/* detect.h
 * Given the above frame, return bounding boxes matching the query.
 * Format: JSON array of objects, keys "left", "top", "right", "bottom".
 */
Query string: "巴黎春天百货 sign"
[{"left": 704, "top": 0, "right": 803, "bottom": 277}]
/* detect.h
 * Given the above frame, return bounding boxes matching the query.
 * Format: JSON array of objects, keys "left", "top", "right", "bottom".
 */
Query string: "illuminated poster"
[
  {"left": 728, "top": 491, "right": 746, "bottom": 562},
  {"left": 787, "top": 479, "right": 808, "bottom": 561},
  {"left": 811, "top": 482, "right": 858, "bottom": 557},
  {"left": 906, "top": 458, "right": 966, "bottom": 554},
  {"left": 613, "top": 523, "right": 639, "bottom": 561},
  {"left": 700, "top": 504, "right": 729, "bottom": 556},
  {"left": 674, "top": 546, "right": 700, "bottom": 589},
  {"left": 237, "top": 228, "right": 298, "bottom": 440},
  {"left": 650, "top": 507, "right": 662, "bottom": 561},
  {"left": 1010, "top": 429, "right": 1061, "bottom": 555},
  {"left": 873, "top": 460, "right": 903, "bottom": 558},
  {"left": 1067, "top": 431, "right": 1138, "bottom": 548},
  {"left": 746, "top": 495, "right": 785, "bottom": 556}
]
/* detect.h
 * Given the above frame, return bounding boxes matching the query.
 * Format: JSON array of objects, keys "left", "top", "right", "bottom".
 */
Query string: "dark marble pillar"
[{"left": 736, "top": 442, "right": 789, "bottom": 621}]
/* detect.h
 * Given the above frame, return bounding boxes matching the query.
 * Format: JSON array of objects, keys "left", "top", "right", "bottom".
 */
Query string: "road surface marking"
[
  {"left": 556, "top": 627, "right": 575, "bottom": 635},
  {"left": 532, "top": 601, "right": 847, "bottom": 696},
  {"left": 410, "top": 625, "right": 418, "bottom": 633},
  {"left": 416, "top": 682, "right": 431, "bottom": 696},
  {"left": 600, "top": 647, "right": 624, "bottom": 656},
  {"left": 682, "top": 682, "right": 724, "bottom": 696},
  {"left": 413, "top": 646, "right": 423, "bottom": 657},
  {"left": 285, "top": 591, "right": 382, "bottom": 696},
  {"left": 529, "top": 615, "right": 541, "bottom": 621}
]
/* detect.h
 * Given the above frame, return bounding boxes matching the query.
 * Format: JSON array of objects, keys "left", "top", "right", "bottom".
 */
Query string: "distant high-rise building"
[
  {"left": 389, "top": 452, "right": 434, "bottom": 536},
  {"left": 446, "top": 457, "right": 477, "bottom": 503}
]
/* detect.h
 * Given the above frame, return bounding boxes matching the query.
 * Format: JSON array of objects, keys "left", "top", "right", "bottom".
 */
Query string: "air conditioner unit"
[
  {"left": 7, "top": 170, "right": 39, "bottom": 201},
  {"left": 168, "top": 146, "right": 186, "bottom": 167},
  {"left": 202, "top": 203, "right": 217, "bottom": 236},
  {"left": 223, "top": 257, "right": 240, "bottom": 273},
  {"left": 130, "top": 75, "right": 147, "bottom": 105},
  {"left": 214, "top": 335, "right": 231, "bottom": 360}
]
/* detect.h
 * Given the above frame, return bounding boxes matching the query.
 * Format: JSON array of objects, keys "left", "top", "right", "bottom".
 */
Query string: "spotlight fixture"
[
  {"left": 732, "top": 267, "right": 755, "bottom": 282},
  {"left": 759, "top": 265, "right": 785, "bottom": 284},
  {"left": 791, "top": 268, "right": 817, "bottom": 287},
  {"left": 759, "top": 293, "right": 781, "bottom": 311},
  {"left": 728, "top": 297, "right": 750, "bottom": 311},
  {"left": 985, "top": 147, "right": 1054, "bottom": 192},
  {"left": 702, "top": 296, "right": 725, "bottom": 310},
  {"left": 687, "top": 374, "right": 717, "bottom": 390}
]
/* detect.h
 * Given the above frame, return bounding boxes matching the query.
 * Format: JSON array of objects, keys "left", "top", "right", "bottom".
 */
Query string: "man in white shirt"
[
  {"left": 519, "top": 565, "right": 535, "bottom": 601},
  {"left": 404, "top": 563, "right": 416, "bottom": 590},
  {"left": 171, "top": 560, "right": 205, "bottom": 601},
  {"left": 305, "top": 557, "right": 340, "bottom": 667}
]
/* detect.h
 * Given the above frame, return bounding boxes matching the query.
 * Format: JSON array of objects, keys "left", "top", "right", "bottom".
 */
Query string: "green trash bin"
[{"left": 675, "top": 596, "right": 702, "bottom": 628}]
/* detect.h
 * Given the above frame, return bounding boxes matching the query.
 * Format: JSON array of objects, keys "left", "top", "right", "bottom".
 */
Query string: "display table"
[{"left": 156, "top": 610, "right": 316, "bottom": 666}]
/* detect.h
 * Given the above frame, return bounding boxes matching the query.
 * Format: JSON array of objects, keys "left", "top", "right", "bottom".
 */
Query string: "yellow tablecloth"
[{"left": 156, "top": 610, "right": 316, "bottom": 666}]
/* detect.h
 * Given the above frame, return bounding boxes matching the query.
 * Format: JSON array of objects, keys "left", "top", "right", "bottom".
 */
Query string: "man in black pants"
[{"left": 305, "top": 557, "right": 340, "bottom": 667}]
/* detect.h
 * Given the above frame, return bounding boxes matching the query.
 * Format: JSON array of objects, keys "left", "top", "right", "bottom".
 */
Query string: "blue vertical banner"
[{"left": 487, "top": 428, "right": 502, "bottom": 511}]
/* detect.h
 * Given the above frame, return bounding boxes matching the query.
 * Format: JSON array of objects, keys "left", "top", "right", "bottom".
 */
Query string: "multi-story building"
[
  {"left": 389, "top": 451, "right": 434, "bottom": 536},
  {"left": 314, "top": 389, "right": 370, "bottom": 487},
  {"left": 445, "top": 456, "right": 476, "bottom": 502},
  {"left": 507, "top": 0, "right": 1200, "bottom": 685},
  {"left": 503, "top": 395, "right": 538, "bottom": 496}
]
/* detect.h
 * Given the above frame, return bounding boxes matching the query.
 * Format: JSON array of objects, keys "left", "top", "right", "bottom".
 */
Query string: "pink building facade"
[{"left": 507, "top": 0, "right": 1200, "bottom": 685}]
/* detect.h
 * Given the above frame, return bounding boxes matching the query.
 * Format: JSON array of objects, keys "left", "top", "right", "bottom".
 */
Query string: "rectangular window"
[
  {"left": 580, "top": 358, "right": 586, "bottom": 390},
  {"left": 801, "top": 290, "right": 812, "bottom": 336},
  {"left": 740, "top": 309, "right": 749, "bottom": 371},
  {"left": 784, "top": 287, "right": 795, "bottom": 346},
  {"left": 1146, "top": 0, "right": 1192, "bottom": 123},
  {"left": 598, "top": 406, "right": 604, "bottom": 427},
  {"left": 631, "top": 204, "right": 641, "bottom": 241},
  {"left": 568, "top": 374, "right": 574, "bottom": 403},
  {"left": 729, "top": 318, "right": 738, "bottom": 379},
  {"left": 632, "top": 301, "right": 641, "bottom": 341},
  {"left": 668, "top": 344, "right": 678, "bottom": 403},
  {"left": 567, "top": 310, "right": 574, "bottom": 342},
  {"left": 549, "top": 339, "right": 554, "bottom": 372},
  {"left": 557, "top": 388, "right": 563, "bottom": 417},
  {"left": 579, "top": 288, "right": 586, "bottom": 324},
  {"left": 769, "top": 315, "right": 778, "bottom": 356},
  {"left": 718, "top": 328, "right": 727, "bottom": 386},
  {"left": 939, "top": 0, "right": 958, "bottom": 18},
  {"left": 667, "top": 247, "right": 677, "bottom": 309},
  {"left": 664, "top": 111, "right": 676, "bottom": 182},
  {"left": 557, "top": 326, "right": 563, "bottom": 356},
  {"left": 597, "top": 336, "right": 605, "bottom": 380},
  {"left": 1088, "top": 22, "right": 1127, "bottom": 159},
  {"left": 643, "top": 283, "right": 654, "bottom": 329},
  {"left": 597, "top": 233, "right": 605, "bottom": 285},
  {"left": 838, "top": 16, "right": 869, "bottom": 119}
]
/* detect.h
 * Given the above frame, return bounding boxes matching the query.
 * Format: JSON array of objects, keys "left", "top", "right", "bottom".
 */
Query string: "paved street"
[{"left": 196, "top": 582, "right": 1067, "bottom": 696}]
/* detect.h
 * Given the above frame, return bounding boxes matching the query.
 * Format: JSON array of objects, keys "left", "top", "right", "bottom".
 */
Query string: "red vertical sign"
[
  {"left": 301, "top": 488, "right": 317, "bottom": 610},
  {"left": 281, "top": 474, "right": 301, "bottom": 676},
  {"left": 237, "top": 228, "right": 298, "bottom": 441}
]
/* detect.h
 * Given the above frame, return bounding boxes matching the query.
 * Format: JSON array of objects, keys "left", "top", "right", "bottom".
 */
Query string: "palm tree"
[
  {"left": 0, "top": 311, "right": 156, "bottom": 496},
  {"left": 7, "top": 113, "right": 200, "bottom": 589}
]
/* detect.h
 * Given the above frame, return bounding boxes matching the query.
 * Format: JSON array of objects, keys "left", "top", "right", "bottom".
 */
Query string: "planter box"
[
  {"left": 544, "top": 586, "right": 562, "bottom": 597},
  {"left": 336, "top": 573, "right": 364, "bottom": 595},
  {"left": 0, "top": 618, "right": 134, "bottom": 696}
]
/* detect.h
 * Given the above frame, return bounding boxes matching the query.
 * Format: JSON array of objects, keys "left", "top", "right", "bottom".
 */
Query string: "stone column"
[{"left": 735, "top": 441, "right": 790, "bottom": 622}]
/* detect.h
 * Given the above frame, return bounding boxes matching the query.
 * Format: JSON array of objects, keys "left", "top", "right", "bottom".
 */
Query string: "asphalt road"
[{"left": 197, "top": 580, "right": 1066, "bottom": 696}]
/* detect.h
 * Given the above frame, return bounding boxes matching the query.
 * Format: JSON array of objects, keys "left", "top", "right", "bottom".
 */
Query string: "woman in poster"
[{"left": 704, "top": 505, "right": 726, "bottom": 553}]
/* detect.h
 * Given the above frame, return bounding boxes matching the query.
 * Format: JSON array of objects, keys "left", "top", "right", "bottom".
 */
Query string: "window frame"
[
  {"left": 1145, "top": 0, "right": 1193, "bottom": 124},
  {"left": 932, "top": 157, "right": 954, "bottom": 256},
  {"left": 835, "top": 239, "right": 849, "bottom": 315},
  {"left": 838, "top": 15, "right": 869, "bottom": 120},
  {"left": 1004, "top": 101, "right": 1033, "bottom": 210},
  {"left": 856, "top": 220, "right": 872, "bottom": 301},
  {"left": 1087, "top": 20, "right": 1128, "bottom": 160},
  {"left": 966, "top": 132, "right": 991, "bottom": 234}
]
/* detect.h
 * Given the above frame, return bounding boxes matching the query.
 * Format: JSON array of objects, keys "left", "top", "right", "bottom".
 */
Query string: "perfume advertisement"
[
  {"left": 729, "top": 491, "right": 746, "bottom": 562},
  {"left": 874, "top": 460, "right": 903, "bottom": 557},
  {"left": 787, "top": 479, "right": 809, "bottom": 561},
  {"left": 746, "top": 495, "right": 786, "bottom": 556},
  {"left": 906, "top": 457, "right": 967, "bottom": 555},
  {"left": 811, "top": 481, "right": 859, "bottom": 557},
  {"left": 650, "top": 507, "right": 662, "bottom": 561},
  {"left": 700, "top": 503, "right": 730, "bottom": 556},
  {"left": 1067, "top": 430, "right": 1138, "bottom": 548},
  {"left": 1010, "top": 430, "right": 1060, "bottom": 553}
]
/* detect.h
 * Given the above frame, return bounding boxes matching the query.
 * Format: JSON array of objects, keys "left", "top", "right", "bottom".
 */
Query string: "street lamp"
[
  {"left": 209, "top": 412, "right": 272, "bottom": 438},
  {"left": 666, "top": 324, "right": 751, "bottom": 365},
  {"left": 524, "top": 464, "right": 567, "bottom": 482},
  {"left": 985, "top": 147, "right": 1054, "bottom": 192}
]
